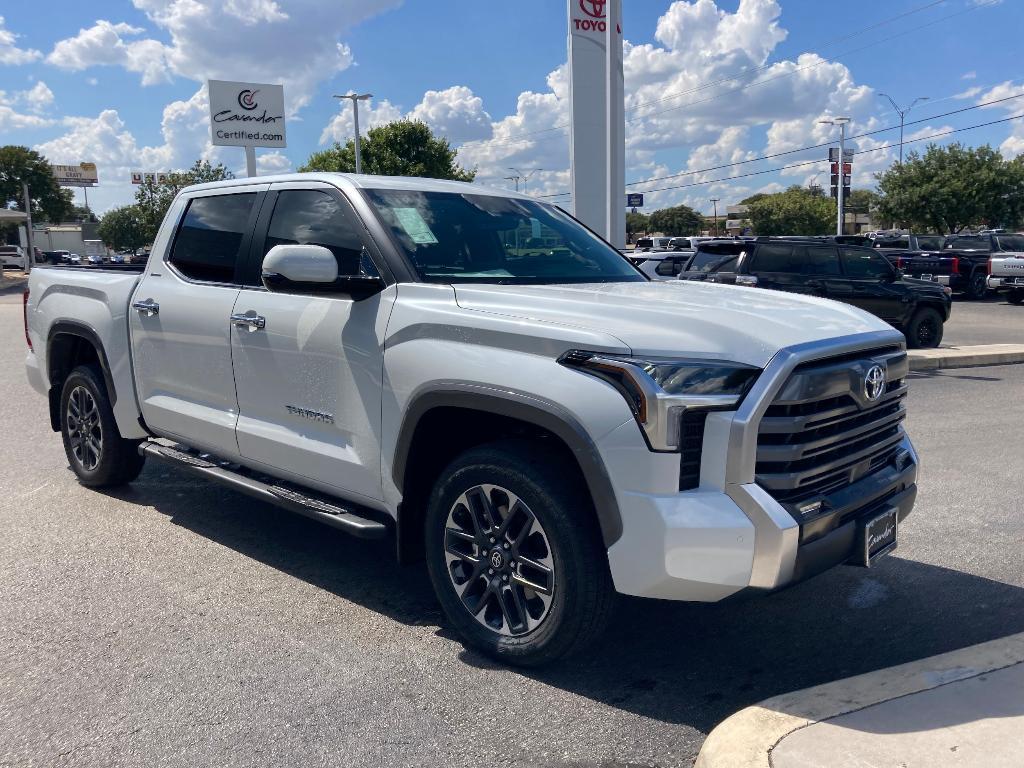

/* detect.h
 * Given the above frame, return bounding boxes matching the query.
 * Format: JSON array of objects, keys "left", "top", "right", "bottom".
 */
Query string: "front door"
[
  {"left": 839, "top": 247, "right": 904, "bottom": 322},
  {"left": 130, "top": 187, "right": 265, "bottom": 457},
  {"left": 229, "top": 185, "right": 393, "bottom": 503}
]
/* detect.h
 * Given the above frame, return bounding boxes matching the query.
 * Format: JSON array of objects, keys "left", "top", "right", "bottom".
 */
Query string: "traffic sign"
[{"left": 626, "top": 192, "right": 644, "bottom": 208}]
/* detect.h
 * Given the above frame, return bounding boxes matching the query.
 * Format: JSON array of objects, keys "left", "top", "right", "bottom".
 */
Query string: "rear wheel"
[
  {"left": 425, "top": 440, "right": 614, "bottom": 666},
  {"left": 60, "top": 365, "right": 145, "bottom": 487},
  {"left": 966, "top": 272, "right": 989, "bottom": 300},
  {"left": 1008, "top": 289, "right": 1024, "bottom": 305},
  {"left": 905, "top": 307, "right": 944, "bottom": 349}
]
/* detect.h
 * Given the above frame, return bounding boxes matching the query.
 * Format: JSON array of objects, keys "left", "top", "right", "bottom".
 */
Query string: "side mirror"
[{"left": 262, "top": 244, "right": 385, "bottom": 299}]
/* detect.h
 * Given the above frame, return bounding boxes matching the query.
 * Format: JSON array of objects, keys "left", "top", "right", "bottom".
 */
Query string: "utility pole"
[
  {"left": 504, "top": 175, "right": 520, "bottom": 192},
  {"left": 820, "top": 117, "right": 851, "bottom": 236},
  {"left": 710, "top": 198, "right": 720, "bottom": 237},
  {"left": 333, "top": 93, "right": 373, "bottom": 174},
  {"left": 507, "top": 167, "right": 542, "bottom": 195},
  {"left": 879, "top": 93, "right": 928, "bottom": 165}
]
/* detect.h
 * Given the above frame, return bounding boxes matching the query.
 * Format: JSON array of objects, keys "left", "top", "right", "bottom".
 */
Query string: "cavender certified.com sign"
[{"left": 208, "top": 80, "right": 286, "bottom": 148}]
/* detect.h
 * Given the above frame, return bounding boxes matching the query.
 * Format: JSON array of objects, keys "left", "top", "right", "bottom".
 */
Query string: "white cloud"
[
  {"left": 46, "top": 20, "right": 173, "bottom": 86},
  {"left": 0, "top": 96, "right": 55, "bottom": 132},
  {"left": 320, "top": 98, "right": 404, "bottom": 145},
  {"left": 0, "top": 16, "right": 41, "bottom": 65},
  {"left": 256, "top": 151, "right": 291, "bottom": 174},
  {"left": 17, "top": 81, "right": 55, "bottom": 114},
  {"left": 962, "top": 71, "right": 977, "bottom": 81},
  {"left": 973, "top": 80, "right": 1024, "bottom": 158}
]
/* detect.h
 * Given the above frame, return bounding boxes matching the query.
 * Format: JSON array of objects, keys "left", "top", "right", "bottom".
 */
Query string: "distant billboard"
[
  {"left": 51, "top": 163, "right": 98, "bottom": 187},
  {"left": 131, "top": 171, "right": 170, "bottom": 185}
]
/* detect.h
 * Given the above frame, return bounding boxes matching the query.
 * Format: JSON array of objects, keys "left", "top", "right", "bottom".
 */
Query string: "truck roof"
[{"left": 182, "top": 172, "right": 532, "bottom": 201}]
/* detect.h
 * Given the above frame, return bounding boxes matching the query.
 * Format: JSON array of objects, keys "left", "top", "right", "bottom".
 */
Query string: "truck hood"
[{"left": 453, "top": 281, "right": 893, "bottom": 368}]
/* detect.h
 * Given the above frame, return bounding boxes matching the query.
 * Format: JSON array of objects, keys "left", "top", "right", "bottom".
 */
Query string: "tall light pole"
[
  {"left": 709, "top": 198, "right": 720, "bottom": 237},
  {"left": 508, "top": 167, "right": 542, "bottom": 194},
  {"left": 333, "top": 93, "right": 373, "bottom": 174},
  {"left": 879, "top": 94, "right": 928, "bottom": 165},
  {"left": 819, "top": 117, "right": 851, "bottom": 236},
  {"left": 504, "top": 175, "right": 521, "bottom": 192}
]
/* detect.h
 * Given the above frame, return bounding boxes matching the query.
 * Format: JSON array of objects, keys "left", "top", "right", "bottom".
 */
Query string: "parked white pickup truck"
[
  {"left": 986, "top": 237, "right": 1024, "bottom": 304},
  {"left": 24, "top": 174, "right": 919, "bottom": 665}
]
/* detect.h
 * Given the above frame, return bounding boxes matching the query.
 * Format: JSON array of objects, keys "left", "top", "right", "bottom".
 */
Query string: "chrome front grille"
[{"left": 755, "top": 347, "right": 908, "bottom": 503}]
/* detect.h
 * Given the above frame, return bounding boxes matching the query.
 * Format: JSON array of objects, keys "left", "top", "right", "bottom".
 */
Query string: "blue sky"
[{"left": 1, "top": 0, "right": 1021, "bottom": 215}]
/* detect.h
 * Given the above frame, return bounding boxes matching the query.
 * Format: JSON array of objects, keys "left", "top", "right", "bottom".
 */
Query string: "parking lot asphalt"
[
  {"left": 941, "top": 295, "right": 1023, "bottom": 346},
  {"left": 1, "top": 291, "right": 1022, "bottom": 767}
]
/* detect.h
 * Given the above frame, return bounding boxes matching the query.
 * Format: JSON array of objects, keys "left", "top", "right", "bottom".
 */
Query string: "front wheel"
[
  {"left": 905, "top": 307, "right": 944, "bottom": 349},
  {"left": 425, "top": 440, "right": 614, "bottom": 667},
  {"left": 60, "top": 365, "right": 145, "bottom": 487}
]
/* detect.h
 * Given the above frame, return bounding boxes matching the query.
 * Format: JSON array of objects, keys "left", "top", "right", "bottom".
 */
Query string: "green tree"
[
  {"left": 746, "top": 185, "right": 836, "bottom": 236},
  {"left": 134, "top": 159, "right": 234, "bottom": 240},
  {"left": 300, "top": 119, "right": 475, "bottom": 181},
  {"left": 845, "top": 189, "right": 881, "bottom": 217},
  {"left": 626, "top": 210, "right": 649, "bottom": 238},
  {"left": 0, "top": 146, "right": 74, "bottom": 223},
  {"left": 875, "top": 143, "right": 1024, "bottom": 233},
  {"left": 647, "top": 203, "right": 703, "bottom": 235},
  {"left": 98, "top": 205, "right": 150, "bottom": 254}
]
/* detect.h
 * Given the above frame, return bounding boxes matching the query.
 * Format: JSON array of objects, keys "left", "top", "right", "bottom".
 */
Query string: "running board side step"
[{"left": 139, "top": 441, "right": 388, "bottom": 540}]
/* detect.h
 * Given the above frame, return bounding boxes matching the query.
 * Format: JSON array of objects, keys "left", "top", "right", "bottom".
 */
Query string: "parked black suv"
[{"left": 679, "top": 238, "right": 952, "bottom": 347}]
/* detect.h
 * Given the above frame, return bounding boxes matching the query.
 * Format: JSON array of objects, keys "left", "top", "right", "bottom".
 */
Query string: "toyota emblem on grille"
[{"left": 864, "top": 365, "right": 886, "bottom": 401}]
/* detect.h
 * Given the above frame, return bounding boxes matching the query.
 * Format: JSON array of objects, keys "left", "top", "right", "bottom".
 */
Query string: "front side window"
[
  {"left": 263, "top": 190, "right": 378, "bottom": 278},
  {"left": 169, "top": 193, "right": 256, "bottom": 283},
  {"left": 364, "top": 189, "right": 643, "bottom": 284},
  {"left": 800, "top": 246, "right": 841, "bottom": 276},
  {"left": 841, "top": 247, "right": 893, "bottom": 279}
]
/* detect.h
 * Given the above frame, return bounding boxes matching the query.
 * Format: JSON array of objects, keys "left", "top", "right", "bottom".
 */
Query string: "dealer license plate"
[
  {"left": 859, "top": 508, "right": 898, "bottom": 566},
  {"left": 920, "top": 273, "right": 934, "bottom": 281}
]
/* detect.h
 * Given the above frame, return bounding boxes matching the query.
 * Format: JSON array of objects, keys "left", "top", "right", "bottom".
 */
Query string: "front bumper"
[{"left": 604, "top": 330, "right": 918, "bottom": 602}]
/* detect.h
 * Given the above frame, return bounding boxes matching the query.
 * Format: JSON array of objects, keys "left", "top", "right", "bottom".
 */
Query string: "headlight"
[{"left": 559, "top": 350, "right": 759, "bottom": 452}]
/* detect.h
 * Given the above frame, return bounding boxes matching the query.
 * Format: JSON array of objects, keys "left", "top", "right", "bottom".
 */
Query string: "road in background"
[{"left": 1, "top": 287, "right": 1022, "bottom": 767}]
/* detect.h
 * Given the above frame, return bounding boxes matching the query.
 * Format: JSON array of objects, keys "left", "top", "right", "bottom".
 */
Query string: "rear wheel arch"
[
  {"left": 393, "top": 389, "right": 623, "bottom": 563},
  {"left": 46, "top": 323, "right": 116, "bottom": 432}
]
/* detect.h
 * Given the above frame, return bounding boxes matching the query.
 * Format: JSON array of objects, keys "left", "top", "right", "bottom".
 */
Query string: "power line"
[
  {"left": 539, "top": 112, "right": 1024, "bottom": 199},
  {"left": 622, "top": 91, "right": 1024, "bottom": 188}
]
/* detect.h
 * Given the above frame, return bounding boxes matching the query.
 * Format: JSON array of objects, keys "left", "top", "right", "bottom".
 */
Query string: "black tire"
[
  {"left": 1008, "top": 289, "right": 1024, "bottom": 305},
  {"left": 60, "top": 365, "right": 145, "bottom": 487},
  {"left": 424, "top": 440, "right": 614, "bottom": 667},
  {"left": 966, "top": 272, "right": 989, "bottom": 300},
  {"left": 905, "top": 307, "right": 944, "bottom": 349}
]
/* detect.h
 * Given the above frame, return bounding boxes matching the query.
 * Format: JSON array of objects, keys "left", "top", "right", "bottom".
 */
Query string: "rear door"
[
  {"left": 228, "top": 182, "right": 394, "bottom": 502},
  {"left": 747, "top": 243, "right": 819, "bottom": 295},
  {"left": 130, "top": 186, "right": 267, "bottom": 457}
]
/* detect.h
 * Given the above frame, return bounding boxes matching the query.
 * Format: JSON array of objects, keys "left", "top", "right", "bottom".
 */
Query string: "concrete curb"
[
  {"left": 694, "top": 632, "right": 1024, "bottom": 768},
  {"left": 908, "top": 344, "right": 1024, "bottom": 371}
]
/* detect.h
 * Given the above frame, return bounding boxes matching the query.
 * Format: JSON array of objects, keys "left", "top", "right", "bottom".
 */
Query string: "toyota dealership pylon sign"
[
  {"left": 568, "top": 0, "right": 625, "bottom": 247},
  {"left": 208, "top": 79, "right": 286, "bottom": 177}
]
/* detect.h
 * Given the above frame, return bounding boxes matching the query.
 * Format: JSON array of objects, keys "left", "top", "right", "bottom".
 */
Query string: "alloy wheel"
[
  {"left": 916, "top": 318, "right": 937, "bottom": 347},
  {"left": 66, "top": 385, "right": 102, "bottom": 471},
  {"left": 443, "top": 484, "right": 555, "bottom": 637}
]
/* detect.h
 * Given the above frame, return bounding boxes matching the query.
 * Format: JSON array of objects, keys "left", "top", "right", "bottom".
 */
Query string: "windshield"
[
  {"left": 364, "top": 189, "right": 644, "bottom": 284},
  {"left": 995, "top": 235, "right": 1024, "bottom": 252}
]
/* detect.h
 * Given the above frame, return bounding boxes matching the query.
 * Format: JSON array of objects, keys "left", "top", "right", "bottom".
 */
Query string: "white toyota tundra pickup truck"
[{"left": 24, "top": 173, "right": 919, "bottom": 665}]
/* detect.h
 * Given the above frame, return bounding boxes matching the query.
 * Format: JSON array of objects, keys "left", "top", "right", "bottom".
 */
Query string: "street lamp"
[
  {"left": 819, "top": 117, "right": 851, "bottom": 236},
  {"left": 508, "top": 167, "right": 542, "bottom": 194},
  {"left": 709, "top": 198, "right": 720, "bottom": 237},
  {"left": 878, "top": 94, "right": 928, "bottom": 165},
  {"left": 504, "top": 175, "right": 521, "bottom": 192},
  {"left": 333, "top": 93, "right": 373, "bottom": 174}
]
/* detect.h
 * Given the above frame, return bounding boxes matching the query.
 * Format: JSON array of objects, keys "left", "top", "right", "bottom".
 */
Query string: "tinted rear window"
[
  {"left": 995, "top": 235, "right": 1024, "bottom": 252},
  {"left": 917, "top": 236, "right": 945, "bottom": 250},
  {"left": 750, "top": 244, "right": 798, "bottom": 272},
  {"left": 169, "top": 193, "right": 256, "bottom": 283},
  {"left": 946, "top": 237, "right": 988, "bottom": 250}
]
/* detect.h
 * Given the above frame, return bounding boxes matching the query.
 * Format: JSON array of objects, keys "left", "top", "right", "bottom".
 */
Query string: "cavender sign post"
[{"left": 208, "top": 80, "right": 286, "bottom": 177}]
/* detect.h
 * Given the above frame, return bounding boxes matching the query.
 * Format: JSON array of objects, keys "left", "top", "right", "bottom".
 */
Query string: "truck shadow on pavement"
[{"left": 109, "top": 464, "right": 1024, "bottom": 736}]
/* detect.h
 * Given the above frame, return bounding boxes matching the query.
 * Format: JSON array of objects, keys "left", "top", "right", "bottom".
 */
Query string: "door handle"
[
  {"left": 132, "top": 298, "right": 159, "bottom": 317},
  {"left": 231, "top": 311, "right": 266, "bottom": 332}
]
